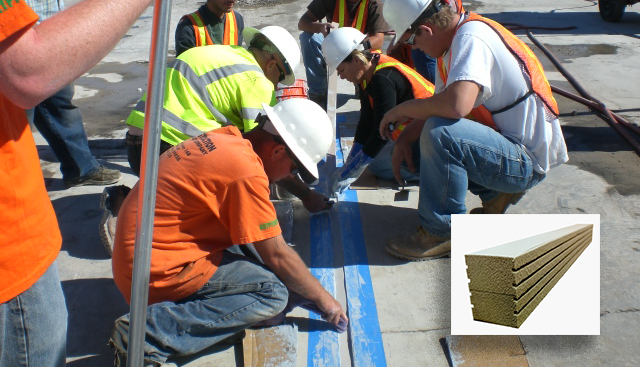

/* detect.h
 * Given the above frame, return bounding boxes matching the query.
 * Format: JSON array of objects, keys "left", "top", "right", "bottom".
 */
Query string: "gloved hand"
[
  {"left": 330, "top": 150, "right": 373, "bottom": 195},
  {"left": 344, "top": 142, "right": 363, "bottom": 165}
]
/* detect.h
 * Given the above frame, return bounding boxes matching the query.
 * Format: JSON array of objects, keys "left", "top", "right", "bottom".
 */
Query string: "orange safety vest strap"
[
  {"left": 333, "top": 0, "right": 370, "bottom": 33},
  {"left": 223, "top": 12, "right": 238, "bottom": 46},
  {"left": 184, "top": 13, "right": 205, "bottom": 46},
  {"left": 463, "top": 12, "right": 559, "bottom": 116},
  {"left": 361, "top": 54, "right": 435, "bottom": 108},
  {"left": 456, "top": 0, "right": 464, "bottom": 13}
]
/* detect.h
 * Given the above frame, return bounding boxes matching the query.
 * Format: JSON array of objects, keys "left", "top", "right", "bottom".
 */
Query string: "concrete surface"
[{"left": 31, "top": 0, "right": 640, "bottom": 365}]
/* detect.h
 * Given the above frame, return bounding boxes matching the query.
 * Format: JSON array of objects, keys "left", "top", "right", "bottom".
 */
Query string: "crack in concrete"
[
  {"left": 600, "top": 308, "right": 640, "bottom": 316},
  {"left": 383, "top": 327, "right": 450, "bottom": 334}
]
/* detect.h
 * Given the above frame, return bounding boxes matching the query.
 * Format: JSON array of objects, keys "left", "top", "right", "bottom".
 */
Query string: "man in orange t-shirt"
[
  {"left": 0, "top": 0, "right": 154, "bottom": 365},
  {"left": 110, "top": 98, "right": 348, "bottom": 365}
]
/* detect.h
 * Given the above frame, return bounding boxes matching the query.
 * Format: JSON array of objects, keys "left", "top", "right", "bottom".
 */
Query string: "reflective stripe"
[
  {"left": 225, "top": 12, "right": 238, "bottom": 46},
  {"left": 334, "top": 0, "right": 369, "bottom": 33},
  {"left": 241, "top": 107, "right": 263, "bottom": 121},
  {"left": 189, "top": 13, "right": 208, "bottom": 46},
  {"left": 168, "top": 59, "right": 262, "bottom": 124},
  {"left": 135, "top": 100, "right": 204, "bottom": 137},
  {"left": 353, "top": 0, "right": 368, "bottom": 32}
]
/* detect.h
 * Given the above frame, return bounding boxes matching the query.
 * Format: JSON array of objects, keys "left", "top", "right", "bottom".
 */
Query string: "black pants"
[{"left": 125, "top": 132, "right": 173, "bottom": 177}]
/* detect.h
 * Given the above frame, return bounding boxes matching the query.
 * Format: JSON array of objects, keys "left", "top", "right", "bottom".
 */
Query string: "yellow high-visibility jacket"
[{"left": 126, "top": 45, "right": 276, "bottom": 146}]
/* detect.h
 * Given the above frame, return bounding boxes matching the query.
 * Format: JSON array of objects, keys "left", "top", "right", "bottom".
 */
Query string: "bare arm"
[
  {"left": 0, "top": 0, "right": 153, "bottom": 108},
  {"left": 254, "top": 235, "right": 348, "bottom": 325},
  {"left": 366, "top": 32, "right": 385, "bottom": 50},
  {"left": 298, "top": 9, "right": 334, "bottom": 36}
]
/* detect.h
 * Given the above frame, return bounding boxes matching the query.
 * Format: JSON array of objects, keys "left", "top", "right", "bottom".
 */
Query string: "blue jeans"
[
  {"left": 368, "top": 141, "right": 421, "bottom": 182},
  {"left": 411, "top": 49, "right": 437, "bottom": 84},
  {"left": 300, "top": 32, "right": 327, "bottom": 96},
  {"left": 418, "top": 117, "right": 546, "bottom": 236},
  {"left": 110, "top": 246, "right": 288, "bottom": 365},
  {"left": 27, "top": 83, "right": 100, "bottom": 182},
  {"left": 0, "top": 261, "right": 67, "bottom": 367}
]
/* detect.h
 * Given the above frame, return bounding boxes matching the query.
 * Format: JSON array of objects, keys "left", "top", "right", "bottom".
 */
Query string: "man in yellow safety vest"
[
  {"left": 175, "top": 0, "right": 245, "bottom": 56},
  {"left": 298, "top": 0, "right": 390, "bottom": 109}
]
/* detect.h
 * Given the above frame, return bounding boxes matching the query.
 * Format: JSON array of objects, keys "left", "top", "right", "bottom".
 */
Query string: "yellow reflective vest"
[{"left": 126, "top": 45, "right": 276, "bottom": 146}]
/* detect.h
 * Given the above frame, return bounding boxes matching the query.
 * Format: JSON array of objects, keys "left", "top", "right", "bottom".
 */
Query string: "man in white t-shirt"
[{"left": 378, "top": 0, "right": 568, "bottom": 261}]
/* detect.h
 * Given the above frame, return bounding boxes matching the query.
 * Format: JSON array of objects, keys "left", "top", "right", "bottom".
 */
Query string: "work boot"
[
  {"left": 64, "top": 165, "right": 121, "bottom": 187},
  {"left": 469, "top": 191, "right": 526, "bottom": 214},
  {"left": 385, "top": 226, "right": 451, "bottom": 262},
  {"left": 308, "top": 92, "right": 328, "bottom": 111},
  {"left": 99, "top": 185, "right": 131, "bottom": 256}
]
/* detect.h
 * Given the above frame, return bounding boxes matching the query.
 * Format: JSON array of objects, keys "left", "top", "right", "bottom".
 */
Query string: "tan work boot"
[
  {"left": 386, "top": 226, "right": 451, "bottom": 261},
  {"left": 469, "top": 192, "right": 526, "bottom": 214}
]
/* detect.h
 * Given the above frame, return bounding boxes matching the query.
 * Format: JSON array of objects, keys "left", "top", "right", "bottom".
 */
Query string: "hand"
[
  {"left": 330, "top": 150, "right": 373, "bottom": 195},
  {"left": 317, "top": 23, "right": 336, "bottom": 37},
  {"left": 391, "top": 137, "right": 415, "bottom": 186},
  {"left": 301, "top": 190, "right": 334, "bottom": 213},
  {"left": 379, "top": 107, "right": 407, "bottom": 140},
  {"left": 316, "top": 294, "right": 349, "bottom": 332}
]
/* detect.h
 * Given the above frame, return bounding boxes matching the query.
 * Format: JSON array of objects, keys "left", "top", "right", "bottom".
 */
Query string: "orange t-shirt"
[
  {"left": 0, "top": 2, "right": 62, "bottom": 304},
  {"left": 112, "top": 126, "right": 282, "bottom": 305}
]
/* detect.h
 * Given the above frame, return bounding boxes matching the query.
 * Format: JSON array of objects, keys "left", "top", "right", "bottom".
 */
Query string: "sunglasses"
[
  {"left": 256, "top": 113, "right": 301, "bottom": 176},
  {"left": 272, "top": 54, "right": 286, "bottom": 83},
  {"left": 404, "top": 32, "right": 417, "bottom": 46}
]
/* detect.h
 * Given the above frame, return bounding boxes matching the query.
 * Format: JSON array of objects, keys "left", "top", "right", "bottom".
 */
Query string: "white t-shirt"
[{"left": 436, "top": 15, "right": 568, "bottom": 174}]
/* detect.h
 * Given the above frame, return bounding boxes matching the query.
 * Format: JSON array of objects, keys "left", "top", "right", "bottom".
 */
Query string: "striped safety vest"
[
  {"left": 437, "top": 12, "right": 559, "bottom": 129},
  {"left": 182, "top": 10, "right": 238, "bottom": 46},
  {"left": 333, "top": 0, "right": 369, "bottom": 33},
  {"left": 126, "top": 46, "right": 277, "bottom": 146}
]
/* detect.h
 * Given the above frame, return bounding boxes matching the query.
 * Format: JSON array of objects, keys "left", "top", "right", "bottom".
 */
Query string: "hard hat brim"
[
  {"left": 261, "top": 103, "right": 319, "bottom": 185},
  {"left": 243, "top": 27, "right": 297, "bottom": 86}
]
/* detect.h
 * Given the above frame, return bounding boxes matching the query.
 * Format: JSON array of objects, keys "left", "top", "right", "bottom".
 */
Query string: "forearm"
[
  {"left": 366, "top": 32, "right": 385, "bottom": 50},
  {"left": 0, "top": 0, "right": 153, "bottom": 108},
  {"left": 298, "top": 13, "right": 323, "bottom": 33},
  {"left": 276, "top": 176, "right": 312, "bottom": 199},
  {"left": 256, "top": 237, "right": 332, "bottom": 303}
]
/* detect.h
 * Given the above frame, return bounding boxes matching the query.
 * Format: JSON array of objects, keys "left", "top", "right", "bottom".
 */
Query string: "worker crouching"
[
  {"left": 379, "top": 0, "right": 568, "bottom": 260},
  {"left": 321, "top": 27, "right": 435, "bottom": 195},
  {"left": 109, "top": 98, "right": 348, "bottom": 366}
]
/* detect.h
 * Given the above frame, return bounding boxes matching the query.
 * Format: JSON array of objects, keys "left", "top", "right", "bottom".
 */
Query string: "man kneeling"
[{"left": 109, "top": 98, "right": 347, "bottom": 366}]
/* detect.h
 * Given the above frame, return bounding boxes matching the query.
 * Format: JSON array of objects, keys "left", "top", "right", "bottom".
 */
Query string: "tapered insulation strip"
[{"left": 465, "top": 224, "right": 594, "bottom": 328}]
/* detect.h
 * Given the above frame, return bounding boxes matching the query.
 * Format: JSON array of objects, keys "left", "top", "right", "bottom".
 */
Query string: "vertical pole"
[{"left": 127, "top": 0, "right": 173, "bottom": 366}]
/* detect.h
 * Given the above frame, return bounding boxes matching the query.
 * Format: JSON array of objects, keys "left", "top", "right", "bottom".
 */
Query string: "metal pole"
[{"left": 127, "top": 0, "right": 173, "bottom": 365}]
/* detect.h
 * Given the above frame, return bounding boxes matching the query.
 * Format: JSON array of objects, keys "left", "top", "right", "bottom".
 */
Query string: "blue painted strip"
[
  {"left": 339, "top": 191, "right": 387, "bottom": 366},
  {"left": 335, "top": 114, "right": 386, "bottom": 366}
]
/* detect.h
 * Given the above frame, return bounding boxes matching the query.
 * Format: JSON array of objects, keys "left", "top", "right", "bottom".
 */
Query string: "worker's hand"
[
  {"left": 379, "top": 107, "right": 408, "bottom": 140},
  {"left": 316, "top": 294, "right": 349, "bottom": 332},
  {"left": 330, "top": 150, "right": 373, "bottom": 196},
  {"left": 302, "top": 190, "right": 334, "bottom": 213},
  {"left": 315, "top": 22, "right": 336, "bottom": 37},
  {"left": 391, "top": 136, "right": 415, "bottom": 186}
]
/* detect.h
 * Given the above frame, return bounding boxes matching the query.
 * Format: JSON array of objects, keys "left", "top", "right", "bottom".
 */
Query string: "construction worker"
[
  {"left": 298, "top": 0, "right": 390, "bottom": 108},
  {"left": 175, "top": 0, "right": 244, "bottom": 56},
  {"left": 0, "top": 0, "right": 154, "bottom": 364},
  {"left": 321, "top": 27, "right": 435, "bottom": 194},
  {"left": 109, "top": 98, "right": 349, "bottom": 365},
  {"left": 379, "top": 0, "right": 568, "bottom": 260}
]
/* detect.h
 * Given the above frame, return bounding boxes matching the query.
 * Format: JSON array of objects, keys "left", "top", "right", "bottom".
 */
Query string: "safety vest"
[
  {"left": 126, "top": 46, "right": 277, "bottom": 146},
  {"left": 437, "top": 12, "right": 559, "bottom": 129},
  {"left": 361, "top": 54, "right": 435, "bottom": 103},
  {"left": 182, "top": 10, "right": 238, "bottom": 46},
  {"left": 333, "top": 0, "right": 369, "bottom": 33},
  {"left": 453, "top": 0, "right": 464, "bottom": 13}
]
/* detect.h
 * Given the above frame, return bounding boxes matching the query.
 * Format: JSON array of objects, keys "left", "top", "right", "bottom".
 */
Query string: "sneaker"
[
  {"left": 385, "top": 226, "right": 451, "bottom": 261},
  {"left": 64, "top": 165, "right": 121, "bottom": 187},
  {"left": 99, "top": 185, "right": 131, "bottom": 256},
  {"left": 469, "top": 191, "right": 526, "bottom": 214}
]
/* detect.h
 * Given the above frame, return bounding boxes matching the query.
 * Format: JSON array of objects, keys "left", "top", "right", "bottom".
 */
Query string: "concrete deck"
[{"left": 36, "top": 0, "right": 640, "bottom": 365}]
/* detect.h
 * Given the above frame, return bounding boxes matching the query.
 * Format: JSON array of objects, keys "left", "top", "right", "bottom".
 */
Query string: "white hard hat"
[
  {"left": 261, "top": 99, "right": 332, "bottom": 185},
  {"left": 321, "top": 27, "right": 367, "bottom": 75},
  {"left": 243, "top": 26, "right": 301, "bottom": 86},
  {"left": 383, "top": 0, "right": 441, "bottom": 46}
]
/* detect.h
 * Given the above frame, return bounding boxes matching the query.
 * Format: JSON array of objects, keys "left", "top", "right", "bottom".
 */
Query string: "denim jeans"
[
  {"left": 110, "top": 246, "right": 288, "bottom": 365},
  {"left": 299, "top": 32, "right": 327, "bottom": 96},
  {"left": 418, "top": 117, "right": 546, "bottom": 236},
  {"left": 410, "top": 49, "right": 437, "bottom": 84},
  {"left": 125, "top": 132, "right": 173, "bottom": 177},
  {"left": 368, "top": 140, "right": 421, "bottom": 182},
  {"left": 0, "top": 261, "right": 67, "bottom": 367},
  {"left": 27, "top": 83, "right": 100, "bottom": 182}
]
